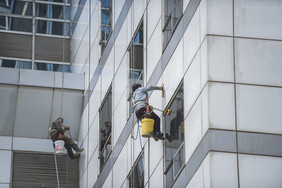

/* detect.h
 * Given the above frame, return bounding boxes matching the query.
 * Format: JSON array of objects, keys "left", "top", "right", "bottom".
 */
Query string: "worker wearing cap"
[{"left": 49, "top": 118, "right": 84, "bottom": 160}]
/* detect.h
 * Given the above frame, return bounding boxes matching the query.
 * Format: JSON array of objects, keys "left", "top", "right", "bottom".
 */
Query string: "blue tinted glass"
[
  {"left": 0, "top": 16, "right": 32, "bottom": 32},
  {"left": 35, "top": 63, "right": 70, "bottom": 72},
  {"left": 101, "top": 0, "right": 111, "bottom": 8},
  {"left": 101, "top": 10, "right": 110, "bottom": 25},
  {"left": 101, "top": 26, "right": 110, "bottom": 41},
  {"left": 0, "top": 59, "right": 31, "bottom": 69},
  {"left": 134, "top": 30, "right": 143, "bottom": 44}
]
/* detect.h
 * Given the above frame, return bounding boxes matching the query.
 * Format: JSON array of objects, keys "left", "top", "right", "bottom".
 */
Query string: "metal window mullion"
[
  {"left": 0, "top": 13, "right": 33, "bottom": 19},
  {"left": 35, "top": 16, "right": 70, "bottom": 22},
  {"left": 32, "top": 0, "right": 35, "bottom": 69},
  {"left": 35, "top": 0, "right": 70, "bottom": 6}
]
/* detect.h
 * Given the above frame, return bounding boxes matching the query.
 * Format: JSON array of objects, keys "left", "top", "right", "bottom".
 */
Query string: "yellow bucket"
[
  {"left": 141, "top": 118, "right": 154, "bottom": 137},
  {"left": 180, "top": 122, "right": 184, "bottom": 133}
]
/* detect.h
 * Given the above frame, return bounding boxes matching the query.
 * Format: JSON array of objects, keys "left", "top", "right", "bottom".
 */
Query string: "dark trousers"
[{"left": 135, "top": 107, "right": 161, "bottom": 133}]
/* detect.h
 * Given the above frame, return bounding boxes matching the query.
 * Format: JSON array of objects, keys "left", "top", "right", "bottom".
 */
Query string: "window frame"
[
  {"left": 163, "top": 81, "right": 185, "bottom": 188},
  {"left": 98, "top": 85, "right": 113, "bottom": 172},
  {"left": 127, "top": 152, "right": 144, "bottom": 188},
  {"left": 162, "top": 0, "right": 183, "bottom": 51},
  {"left": 127, "top": 20, "right": 144, "bottom": 119}
]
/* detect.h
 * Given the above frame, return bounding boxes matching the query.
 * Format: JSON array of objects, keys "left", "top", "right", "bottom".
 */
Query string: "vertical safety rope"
[
  {"left": 54, "top": 151, "right": 61, "bottom": 188},
  {"left": 55, "top": 2, "right": 67, "bottom": 188},
  {"left": 60, "top": 0, "right": 66, "bottom": 117}
]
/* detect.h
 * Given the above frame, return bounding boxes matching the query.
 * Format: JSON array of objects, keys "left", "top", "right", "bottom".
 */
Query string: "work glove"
[{"left": 65, "top": 126, "right": 70, "bottom": 130}]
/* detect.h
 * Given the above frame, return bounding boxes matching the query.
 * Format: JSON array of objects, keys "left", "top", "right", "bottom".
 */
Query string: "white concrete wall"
[{"left": 72, "top": 0, "right": 282, "bottom": 187}]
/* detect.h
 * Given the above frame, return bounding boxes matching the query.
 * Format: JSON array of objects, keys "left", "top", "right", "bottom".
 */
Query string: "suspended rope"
[
  {"left": 54, "top": 151, "right": 61, "bottom": 188},
  {"left": 54, "top": 2, "right": 67, "bottom": 188},
  {"left": 60, "top": 0, "right": 67, "bottom": 117}
]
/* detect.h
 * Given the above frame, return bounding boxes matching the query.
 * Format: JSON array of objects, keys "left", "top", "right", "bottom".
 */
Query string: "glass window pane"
[
  {"left": 173, "top": 145, "right": 184, "bottom": 177},
  {"left": 36, "top": 4, "right": 70, "bottom": 20},
  {"left": 36, "top": 20, "right": 70, "bottom": 36},
  {"left": 0, "top": 0, "right": 7, "bottom": 6},
  {"left": 12, "top": 1, "right": 32, "bottom": 16},
  {"left": 164, "top": 84, "right": 184, "bottom": 187},
  {"left": 1, "top": 59, "right": 15, "bottom": 68},
  {"left": 128, "top": 155, "right": 144, "bottom": 188},
  {"left": 37, "top": 0, "right": 70, "bottom": 4},
  {"left": 101, "top": 0, "right": 111, "bottom": 8},
  {"left": 0, "top": 16, "right": 6, "bottom": 28},
  {"left": 0, "top": 59, "right": 31, "bottom": 69},
  {"left": 101, "top": 10, "right": 110, "bottom": 25},
  {"left": 0, "top": 16, "right": 32, "bottom": 32},
  {"left": 99, "top": 89, "right": 112, "bottom": 172},
  {"left": 101, "top": 25, "right": 110, "bottom": 41},
  {"left": 34, "top": 62, "right": 70, "bottom": 72}
]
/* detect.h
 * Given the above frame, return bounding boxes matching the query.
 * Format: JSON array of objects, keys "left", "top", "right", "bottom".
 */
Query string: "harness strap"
[
  {"left": 133, "top": 100, "right": 147, "bottom": 108},
  {"left": 146, "top": 96, "right": 149, "bottom": 114}
]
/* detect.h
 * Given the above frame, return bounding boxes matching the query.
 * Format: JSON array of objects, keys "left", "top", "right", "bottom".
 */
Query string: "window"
[
  {"left": 0, "top": 58, "right": 32, "bottom": 69},
  {"left": 99, "top": 88, "right": 112, "bottom": 172},
  {"left": 100, "top": 0, "right": 112, "bottom": 53},
  {"left": 36, "top": 4, "right": 70, "bottom": 20},
  {"left": 34, "top": 62, "right": 70, "bottom": 72},
  {"left": 0, "top": 16, "right": 32, "bottom": 32},
  {"left": 35, "top": 2, "right": 71, "bottom": 36},
  {"left": 128, "top": 22, "right": 144, "bottom": 117},
  {"left": 12, "top": 0, "right": 32, "bottom": 16},
  {"left": 164, "top": 84, "right": 184, "bottom": 188},
  {"left": 36, "top": 20, "right": 70, "bottom": 36},
  {"left": 128, "top": 154, "right": 144, "bottom": 188},
  {"left": 163, "top": 0, "right": 183, "bottom": 49}
]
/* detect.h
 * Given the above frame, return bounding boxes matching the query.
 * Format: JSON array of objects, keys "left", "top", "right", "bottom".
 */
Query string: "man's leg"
[
  {"left": 150, "top": 111, "right": 160, "bottom": 133},
  {"left": 150, "top": 112, "right": 165, "bottom": 140},
  {"left": 64, "top": 140, "right": 75, "bottom": 160},
  {"left": 63, "top": 135, "right": 84, "bottom": 154}
]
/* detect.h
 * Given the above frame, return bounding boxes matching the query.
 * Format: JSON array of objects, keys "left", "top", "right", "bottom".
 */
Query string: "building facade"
[{"left": 1, "top": 0, "right": 282, "bottom": 187}]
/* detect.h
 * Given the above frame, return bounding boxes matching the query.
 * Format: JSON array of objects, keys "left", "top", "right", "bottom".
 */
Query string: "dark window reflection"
[
  {"left": 0, "top": 0, "right": 7, "bottom": 6},
  {"left": 34, "top": 62, "right": 70, "bottom": 72},
  {"left": 128, "top": 155, "right": 144, "bottom": 188},
  {"left": 11, "top": 17, "right": 32, "bottom": 32},
  {"left": 164, "top": 84, "right": 184, "bottom": 188},
  {"left": 12, "top": 1, "right": 32, "bottom": 16},
  {"left": 36, "top": 20, "right": 70, "bottom": 36},
  {"left": 0, "top": 16, "right": 32, "bottom": 32},
  {"left": 0, "top": 16, "right": 6, "bottom": 28},
  {"left": 99, "top": 89, "right": 112, "bottom": 172},
  {"left": 0, "top": 59, "right": 32, "bottom": 69},
  {"left": 36, "top": 4, "right": 70, "bottom": 20},
  {"left": 37, "top": 0, "right": 70, "bottom": 4}
]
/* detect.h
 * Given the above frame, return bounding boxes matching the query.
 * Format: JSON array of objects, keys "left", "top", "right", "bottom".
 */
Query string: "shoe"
[
  {"left": 77, "top": 148, "right": 84, "bottom": 155},
  {"left": 71, "top": 154, "right": 80, "bottom": 161},
  {"left": 153, "top": 132, "right": 165, "bottom": 141},
  {"left": 166, "top": 133, "right": 172, "bottom": 143}
]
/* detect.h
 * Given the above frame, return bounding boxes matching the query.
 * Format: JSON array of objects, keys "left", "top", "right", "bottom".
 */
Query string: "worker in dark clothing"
[
  {"left": 166, "top": 109, "right": 184, "bottom": 142},
  {"left": 49, "top": 118, "right": 84, "bottom": 160},
  {"left": 132, "top": 83, "right": 165, "bottom": 141}
]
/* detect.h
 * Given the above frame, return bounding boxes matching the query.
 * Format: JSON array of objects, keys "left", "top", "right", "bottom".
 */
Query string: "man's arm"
[
  {"left": 141, "top": 85, "right": 163, "bottom": 93},
  {"left": 54, "top": 121, "right": 65, "bottom": 133}
]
